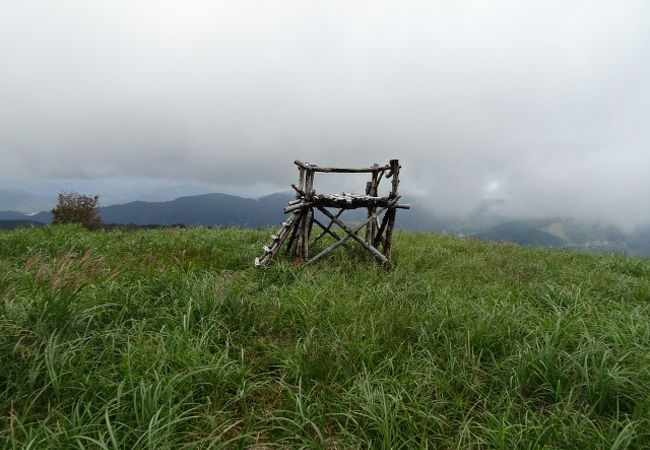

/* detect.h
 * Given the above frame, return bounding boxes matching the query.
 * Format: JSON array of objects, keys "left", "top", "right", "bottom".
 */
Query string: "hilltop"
[{"left": 1, "top": 226, "right": 649, "bottom": 447}]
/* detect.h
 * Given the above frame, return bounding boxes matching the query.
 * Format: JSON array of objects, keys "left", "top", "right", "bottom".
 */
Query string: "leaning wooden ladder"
[{"left": 255, "top": 159, "right": 410, "bottom": 267}]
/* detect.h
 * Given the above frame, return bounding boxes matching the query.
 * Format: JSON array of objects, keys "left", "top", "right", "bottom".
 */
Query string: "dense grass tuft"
[{"left": 1, "top": 225, "right": 650, "bottom": 448}]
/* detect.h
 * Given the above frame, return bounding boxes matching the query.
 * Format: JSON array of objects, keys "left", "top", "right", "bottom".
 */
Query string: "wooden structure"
[{"left": 255, "top": 159, "right": 410, "bottom": 267}]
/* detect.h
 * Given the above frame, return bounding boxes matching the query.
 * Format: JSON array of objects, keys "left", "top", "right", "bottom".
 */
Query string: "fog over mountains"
[
  {"left": 2, "top": 188, "right": 650, "bottom": 256},
  {"left": 2, "top": 1, "right": 649, "bottom": 229}
]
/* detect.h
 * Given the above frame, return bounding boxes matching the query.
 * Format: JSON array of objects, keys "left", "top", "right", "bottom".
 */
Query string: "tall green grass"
[{"left": 1, "top": 224, "right": 649, "bottom": 448}]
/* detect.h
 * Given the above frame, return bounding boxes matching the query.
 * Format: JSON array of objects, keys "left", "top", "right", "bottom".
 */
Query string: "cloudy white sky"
[{"left": 1, "top": 0, "right": 649, "bottom": 224}]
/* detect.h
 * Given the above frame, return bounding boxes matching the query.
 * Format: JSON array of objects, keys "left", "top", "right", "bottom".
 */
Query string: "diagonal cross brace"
[
  {"left": 305, "top": 196, "right": 400, "bottom": 265},
  {"left": 312, "top": 208, "right": 345, "bottom": 243}
]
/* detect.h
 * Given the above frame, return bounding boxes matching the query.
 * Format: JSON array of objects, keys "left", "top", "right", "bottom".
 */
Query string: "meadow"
[{"left": 1, "top": 224, "right": 650, "bottom": 448}]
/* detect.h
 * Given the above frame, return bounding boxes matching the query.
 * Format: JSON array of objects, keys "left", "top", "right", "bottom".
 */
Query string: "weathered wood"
[
  {"left": 294, "top": 160, "right": 391, "bottom": 173},
  {"left": 383, "top": 207, "right": 397, "bottom": 258},
  {"left": 312, "top": 208, "right": 345, "bottom": 242},
  {"left": 285, "top": 216, "right": 301, "bottom": 255},
  {"left": 290, "top": 183, "right": 306, "bottom": 197},
  {"left": 366, "top": 164, "right": 379, "bottom": 243},
  {"left": 302, "top": 170, "right": 315, "bottom": 259},
  {"left": 373, "top": 210, "right": 391, "bottom": 247},
  {"left": 297, "top": 167, "right": 306, "bottom": 196},
  {"left": 283, "top": 201, "right": 313, "bottom": 214},
  {"left": 306, "top": 199, "right": 399, "bottom": 264},
  {"left": 312, "top": 216, "right": 348, "bottom": 246},
  {"left": 256, "top": 159, "right": 406, "bottom": 267},
  {"left": 256, "top": 211, "right": 299, "bottom": 266},
  {"left": 389, "top": 159, "right": 400, "bottom": 197}
]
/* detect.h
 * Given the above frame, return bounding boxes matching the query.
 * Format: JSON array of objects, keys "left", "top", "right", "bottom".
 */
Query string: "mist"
[{"left": 1, "top": 0, "right": 648, "bottom": 226}]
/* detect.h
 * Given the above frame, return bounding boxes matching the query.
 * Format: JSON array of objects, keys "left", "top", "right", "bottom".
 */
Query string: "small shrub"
[{"left": 51, "top": 192, "right": 102, "bottom": 230}]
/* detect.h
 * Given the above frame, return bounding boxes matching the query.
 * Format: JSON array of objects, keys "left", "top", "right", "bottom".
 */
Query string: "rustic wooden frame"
[{"left": 255, "top": 159, "right": 409, "bottom": 267}]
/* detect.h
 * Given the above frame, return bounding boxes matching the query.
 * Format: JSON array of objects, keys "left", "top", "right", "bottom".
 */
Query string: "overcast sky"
[{"left": 1, "top": 0, "right": 649, "bottom": 224}]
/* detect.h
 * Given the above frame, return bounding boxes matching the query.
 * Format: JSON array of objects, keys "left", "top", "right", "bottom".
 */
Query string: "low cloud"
[{"left": 1, "top": 0, "right": 648, "bottom": 225}]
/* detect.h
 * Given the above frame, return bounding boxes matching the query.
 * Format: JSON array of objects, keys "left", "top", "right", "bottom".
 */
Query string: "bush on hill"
[{"left": 50, "top": 192, "right": 102, "bottom": 230}]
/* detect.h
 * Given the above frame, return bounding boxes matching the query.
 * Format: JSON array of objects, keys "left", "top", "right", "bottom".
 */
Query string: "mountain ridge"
[{"left": 1, "top": 191, "right": 649, "bottom": 255}]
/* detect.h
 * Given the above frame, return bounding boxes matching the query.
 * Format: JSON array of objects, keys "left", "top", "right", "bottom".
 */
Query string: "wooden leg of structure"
[
  {"left": 303, "top": 207, "right": 313, "bottom": 260},
  {"left": 285, "top": 215, "right": 301, "bottom": 255},
  {"left": 372, "top": 211, "right": 391, "bottom": 248},
  {"left": 382, "top": 207, "right": 397, "bottom": 258}
]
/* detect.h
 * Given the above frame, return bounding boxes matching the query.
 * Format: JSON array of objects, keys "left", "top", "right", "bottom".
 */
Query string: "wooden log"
[
  {"left": 256, "top": 211, "right": 299, "bottom": 267},
  {"left": 306, "top": 198, "right": 399, "bottom": 264},
  {"left": 293, "top": 210, "right": 305, "bottom": 258},
  {"left": 366, "top": 164, "right": 379, "bottom": 243},
  {"left": 389, "top": 159, "right": 400, "bottom": 197},
  {"left": 297, "top": 167, "right": 306, "bottom": 195},
  {"left": 302, "top": 170, "right": 315, "bottom": 259},
  {"left": 312, "top": 217, "right": 348, "bottom": 246},
  {"left": 312, "top": 208, "right": 345, "bottom": 242},
  {"left": 373, "top": 211, "right": 391, "bottom": 248},
  {"left": 294, "top": 166, "right": 307, "bottom": 256},
  {"left": 307, "top": 204, "right": 394, "bottom": 264},
  {"left": 294, "top": 160, "right": 390, "bottom": 173},
  {"left": 365, "top": 180, "right": 372, "bottom": 243},
  {"left": 284, "top": 201, "right": 313, "bottom": 214},
  {"left": 310, "top": 195, "right": 397, "bottom": 209},
  {"left": 383, "top": 207, "right": 397, "bottom": 258},
  {"left": 285, "top": 215, "right": 301, "bottom": 255},
  {"left": 291, "top": 184, "right": 309, "bottom": 198},
  {"left": 304, "top": 208, "right": 313, "bottom": 259}
]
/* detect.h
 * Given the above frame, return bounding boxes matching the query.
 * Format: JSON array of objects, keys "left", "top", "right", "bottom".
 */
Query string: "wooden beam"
[
  {"left": 283, "top": 201, "right": 313, "bottom": 214},
  {"left": 294, "top": 160, "right": 390, "bottom": 173}
]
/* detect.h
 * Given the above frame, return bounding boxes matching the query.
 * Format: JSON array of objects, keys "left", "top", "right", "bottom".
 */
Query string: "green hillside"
[{"left": 1, "top": 225, "right": 649, "bottom": 448}]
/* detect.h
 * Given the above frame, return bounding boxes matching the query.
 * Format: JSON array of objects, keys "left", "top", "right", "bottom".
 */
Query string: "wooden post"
[
  {"left": 365, "top": 163, "right": 379, "bottom": 243},
  {"left": 389, "top": 159, "right": 400, "bottom": 198},
  {"left": 383, "top": 208, "right": 396, "bottom": 258},
  {"left": 293, "top": 166, "right": 307, "bottom": 259},
  {"left": 384, "top": 159, "right": 400, "bottom": 258},
  {"left": 302, "top": 169, "right": 314, "bottom": 259}
]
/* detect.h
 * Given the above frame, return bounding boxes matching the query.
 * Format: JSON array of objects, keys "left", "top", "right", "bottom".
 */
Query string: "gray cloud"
[{"left": 1, "top": 0, "right": 649, "bottom": 225}]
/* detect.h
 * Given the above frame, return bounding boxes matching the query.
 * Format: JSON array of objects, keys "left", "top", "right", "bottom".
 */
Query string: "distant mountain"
[
  {"left": 98, "top": 192, "right": 293, "bottom": 226},
  {"left": 472, "top": 218, "right": 631, "bottom": 254},
  {"left": 0, "top": 191, "right": 431, "bottom": 229},
  {"left": 1, "top": 191, "right": 649, "bottom": 256},
  {"left": 0, "top": 189, "right": 53, "bottom": 214},
  {"left": 0, "top": 219, "right": 45, "bottom": 230},
  {"left": 474, "top": 219, "right": 565, "bottom": 247},
  {"left": 0, "top": 210, "right": 34, "bottom": 221}
]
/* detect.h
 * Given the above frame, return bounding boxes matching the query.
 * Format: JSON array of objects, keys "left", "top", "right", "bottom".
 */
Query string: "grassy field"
[{"left": 1, "top": 225, "right": 650, "bottom": 448}]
